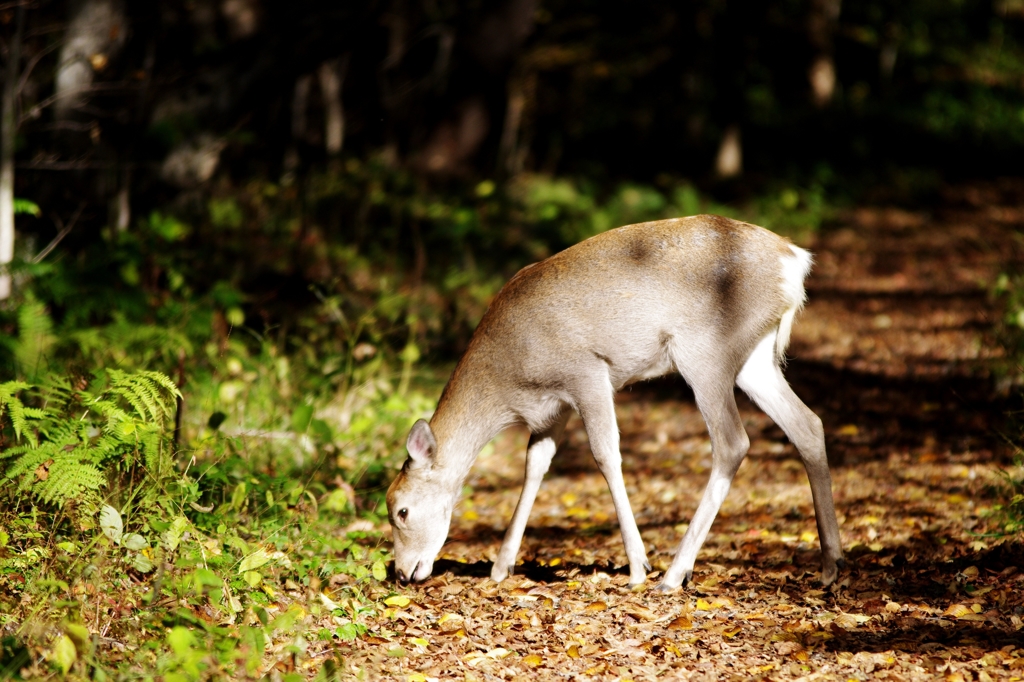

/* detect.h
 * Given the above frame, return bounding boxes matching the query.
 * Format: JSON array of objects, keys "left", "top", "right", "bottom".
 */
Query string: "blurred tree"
[{"left": 0, "top": 1, "right": 25, "bottom": 300}]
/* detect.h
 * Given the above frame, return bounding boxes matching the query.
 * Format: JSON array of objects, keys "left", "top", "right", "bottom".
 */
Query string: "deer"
[{"left": 386, "top": 214, "right": 845, "bottom": 591}]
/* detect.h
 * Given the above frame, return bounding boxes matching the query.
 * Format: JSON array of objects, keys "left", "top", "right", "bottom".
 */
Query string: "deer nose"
[{"left": 396, "top": 561, "right": 420, "bottom": 584}]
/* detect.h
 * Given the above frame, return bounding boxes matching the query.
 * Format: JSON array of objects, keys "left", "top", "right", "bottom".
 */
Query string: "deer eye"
[{"left": 398, "top": 508, "right": 408, "bottom": 522}]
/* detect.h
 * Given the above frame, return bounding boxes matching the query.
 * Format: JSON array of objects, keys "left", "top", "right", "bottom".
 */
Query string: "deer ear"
[{"left": 406, "top": 419, "right": 437, "bottom": 466}]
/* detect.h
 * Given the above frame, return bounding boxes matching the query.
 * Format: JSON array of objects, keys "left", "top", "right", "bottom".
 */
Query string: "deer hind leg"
[
  {"left": 491, "top": 407, "right": 571, "bottom": 582},
  {"left": 659, "top": 368, "right": 750, "bottom": 590},
  {"left": 574, "top": 376, "right": 652, "bottom": 586},
  {"left": 736, "top": 330, "right": 845, "bottom": 585}
]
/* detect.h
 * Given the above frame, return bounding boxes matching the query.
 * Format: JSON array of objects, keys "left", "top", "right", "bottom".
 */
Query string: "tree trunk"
[
  {"left": 283, "top": 74, "right": 312, "bottom": 173},
  {"left": 498, "top": 80, "right": 526, "bottom": 177},
  {"left": 0, "top": 3, "right": 25, "bottom": 301},
  {"left": 54, "top": 0, "right": 126, "bottom": 120},
  {"left": 318, "top": 56, "right": 348, "bottom": 157},
  {"left": 714, "top": 125, "right": 742, "bottom": 179},
  {"left": 807, "top": 0, "right": 841, "bottom": 108}
]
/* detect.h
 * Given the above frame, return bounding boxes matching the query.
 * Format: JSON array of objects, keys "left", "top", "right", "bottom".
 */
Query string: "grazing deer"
[{"left": 387, "top": 215, "right": 845, "bottom": 590}]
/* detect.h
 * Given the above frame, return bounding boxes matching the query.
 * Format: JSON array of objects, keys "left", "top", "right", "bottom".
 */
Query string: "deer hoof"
[{"left": 490, "top": 564, "right": 513, "bottom": 582}]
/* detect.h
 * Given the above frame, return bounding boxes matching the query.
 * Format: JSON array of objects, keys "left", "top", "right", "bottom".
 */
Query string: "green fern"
[
  {"left": 14, "top": 298, "right": 55, "bottom": 379},
  {"left": 69, "top": 319, "right": 193, "bottom": 373},
  {"left": 0, "top": 381, "right": 46, "bottom": 446},
  {"left": 0, "top": 370, "right": 181, "bottom": 508},
  {"left": 106, "top": 369, "right": 179, "bottom": 422}
]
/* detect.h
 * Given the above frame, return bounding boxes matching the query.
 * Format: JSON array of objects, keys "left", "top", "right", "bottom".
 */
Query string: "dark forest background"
[{"left": 2, "top": 0, "right": 1023, "bottom": 361}]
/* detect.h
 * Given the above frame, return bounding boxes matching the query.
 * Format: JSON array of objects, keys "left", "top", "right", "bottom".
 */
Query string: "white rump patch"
[{"left": 775, "top": 245, "right": 813, "bottom": 364}]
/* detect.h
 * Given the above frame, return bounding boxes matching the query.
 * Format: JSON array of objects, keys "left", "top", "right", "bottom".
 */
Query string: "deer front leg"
[
  {"left": 491, "top": 409, "right": 571, "bottom": 581},
  {"left": 577, "top": 383, "right": 652, "bottom": 587}
]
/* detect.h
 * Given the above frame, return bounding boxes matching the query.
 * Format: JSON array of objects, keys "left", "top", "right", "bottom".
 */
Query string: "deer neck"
[{"left": 428, "top": 360, "right": 513, "bottom": 493}]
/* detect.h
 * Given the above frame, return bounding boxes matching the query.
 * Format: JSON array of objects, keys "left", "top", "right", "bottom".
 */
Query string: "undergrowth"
[
  {"left": 0, "top": 289, "right": 432, "bottom": 680},
  {"left": 992, "top": 242, "right": 1024, "bottom": 537}
]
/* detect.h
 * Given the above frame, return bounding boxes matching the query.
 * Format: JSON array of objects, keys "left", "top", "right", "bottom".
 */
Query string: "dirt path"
[{"left": 347, "top": 181, "right": 1024, "bottom": 680}]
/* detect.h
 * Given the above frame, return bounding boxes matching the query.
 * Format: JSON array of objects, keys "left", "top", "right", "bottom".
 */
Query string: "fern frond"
[
  {"left": 35, "top": 457, "right": 106, "bottom": 507},
  {"left": 107, "top": 370, "right": 155, "bottom": 422},
  {"left": 34, "top": 418, "right": 79, "bottom": 448},
  {"left": 0, "top": 381, "right": 38, "bottom": 445},
  {"left": 14, "top": 299, "right": 55, "bottom": 378},
  {"left": 133, "top": 371, "right": 180, "bottom": 419},
  {"left": 0, "top": 443, "right": 31, "bottom": 461},
  {"left": 140, "top": 427, "right": 167, "bottom": 478},
  {"left": 1, "top": 368, "right": 180, "bottom": 509},
  {"left": 91, "top": 398, "right": 131, "bottom": 427},
  {"left": 3, "top": 441, "right": 65, "bottom": 490},
  {"left": 68, "top": 321, "right": 193, "bottom": 371}
]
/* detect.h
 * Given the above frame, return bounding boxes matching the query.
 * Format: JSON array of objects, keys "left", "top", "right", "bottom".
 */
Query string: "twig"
[
  {"left": 18, "top": 159, "right": 126, "bottom": 170},
  {"left": 18, "top": 82, "right": 130, "bottom": 125},
  {"left": 32, "top": 202, "right": 83, "bottom": 263},
  {"left": 0, "top": 1, "right": 37, "bottom": 11},
  {"left": 17, "top": 38, "right": 62, "bottom": 97}
]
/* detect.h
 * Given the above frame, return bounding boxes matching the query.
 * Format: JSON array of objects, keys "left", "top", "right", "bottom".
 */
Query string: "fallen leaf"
[
  {"left": 773, "top": 641, "right": 803, "bottom": 656},
  {"left": 834, "top": 612, "right": 872, "bottom": 628},
  {"left": 943, "top": 604, "right": 972, "bottom": 618},
  {"left": 523, "top": 654, "right": 543, "bottom": 667},
  {"left": 667, "top": 616, "right": 693, "bottom": 630},
  {"left": 35, "top": 459, "right": 54, "bottom": 481},
  {"left": 624, "top": 605, "right": 657, "bottom": 621}
]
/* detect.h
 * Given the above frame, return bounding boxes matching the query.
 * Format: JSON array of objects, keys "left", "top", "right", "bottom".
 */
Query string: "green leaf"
[
  {"left": 290, "top": 404, "right": 314, "bottom": 433},
  {"left": 99, "top": 505, "right": 123, "bottom": 543},
  {"left": 322, "top": 487, "right": 350, "bottom": 513},
  {"left": 122, "top": 533, "right": 148, "bottom": 551},
  {"left": 49, "top": 634, "right": 77, "bottom": 674},
  {"left": 239, "top": 548, "right": 271, "bottom": 572},
  {"left": 372, "top": 559, "right": 387, "bottom": 582},
  {"left": 130, "top": 552, "right": 155, "bottom": 573},
  {"left": 309, "top": 418, "right": 333, "bottom": 443},
  {"left": 399, "top": 342, "right": 420, "bottom": 364},
  {"left": 13, "top": 198, "right": 41, "bottom": 216},
  {"left": 167, "top": 626, "right": 195, "bottom": 657},
  {"left": 64, "top": 623, "right": 90, "bottom": 649},
  {"left": 269, "top": 605, "right": 303, "bottom": 633},
  {"left": 335, "top": 622, "right": 365, "bottom": 641},
  {"left": 229, "top": 482, "right": 248, "bottom": 511},
  {"left": 161, "top": 516, "right": 190, "bottom": 552}
]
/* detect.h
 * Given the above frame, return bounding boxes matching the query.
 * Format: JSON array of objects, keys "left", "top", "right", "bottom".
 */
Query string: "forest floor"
[{"left": 340, "top": 180, "right": 1024, "bottom": 681}]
